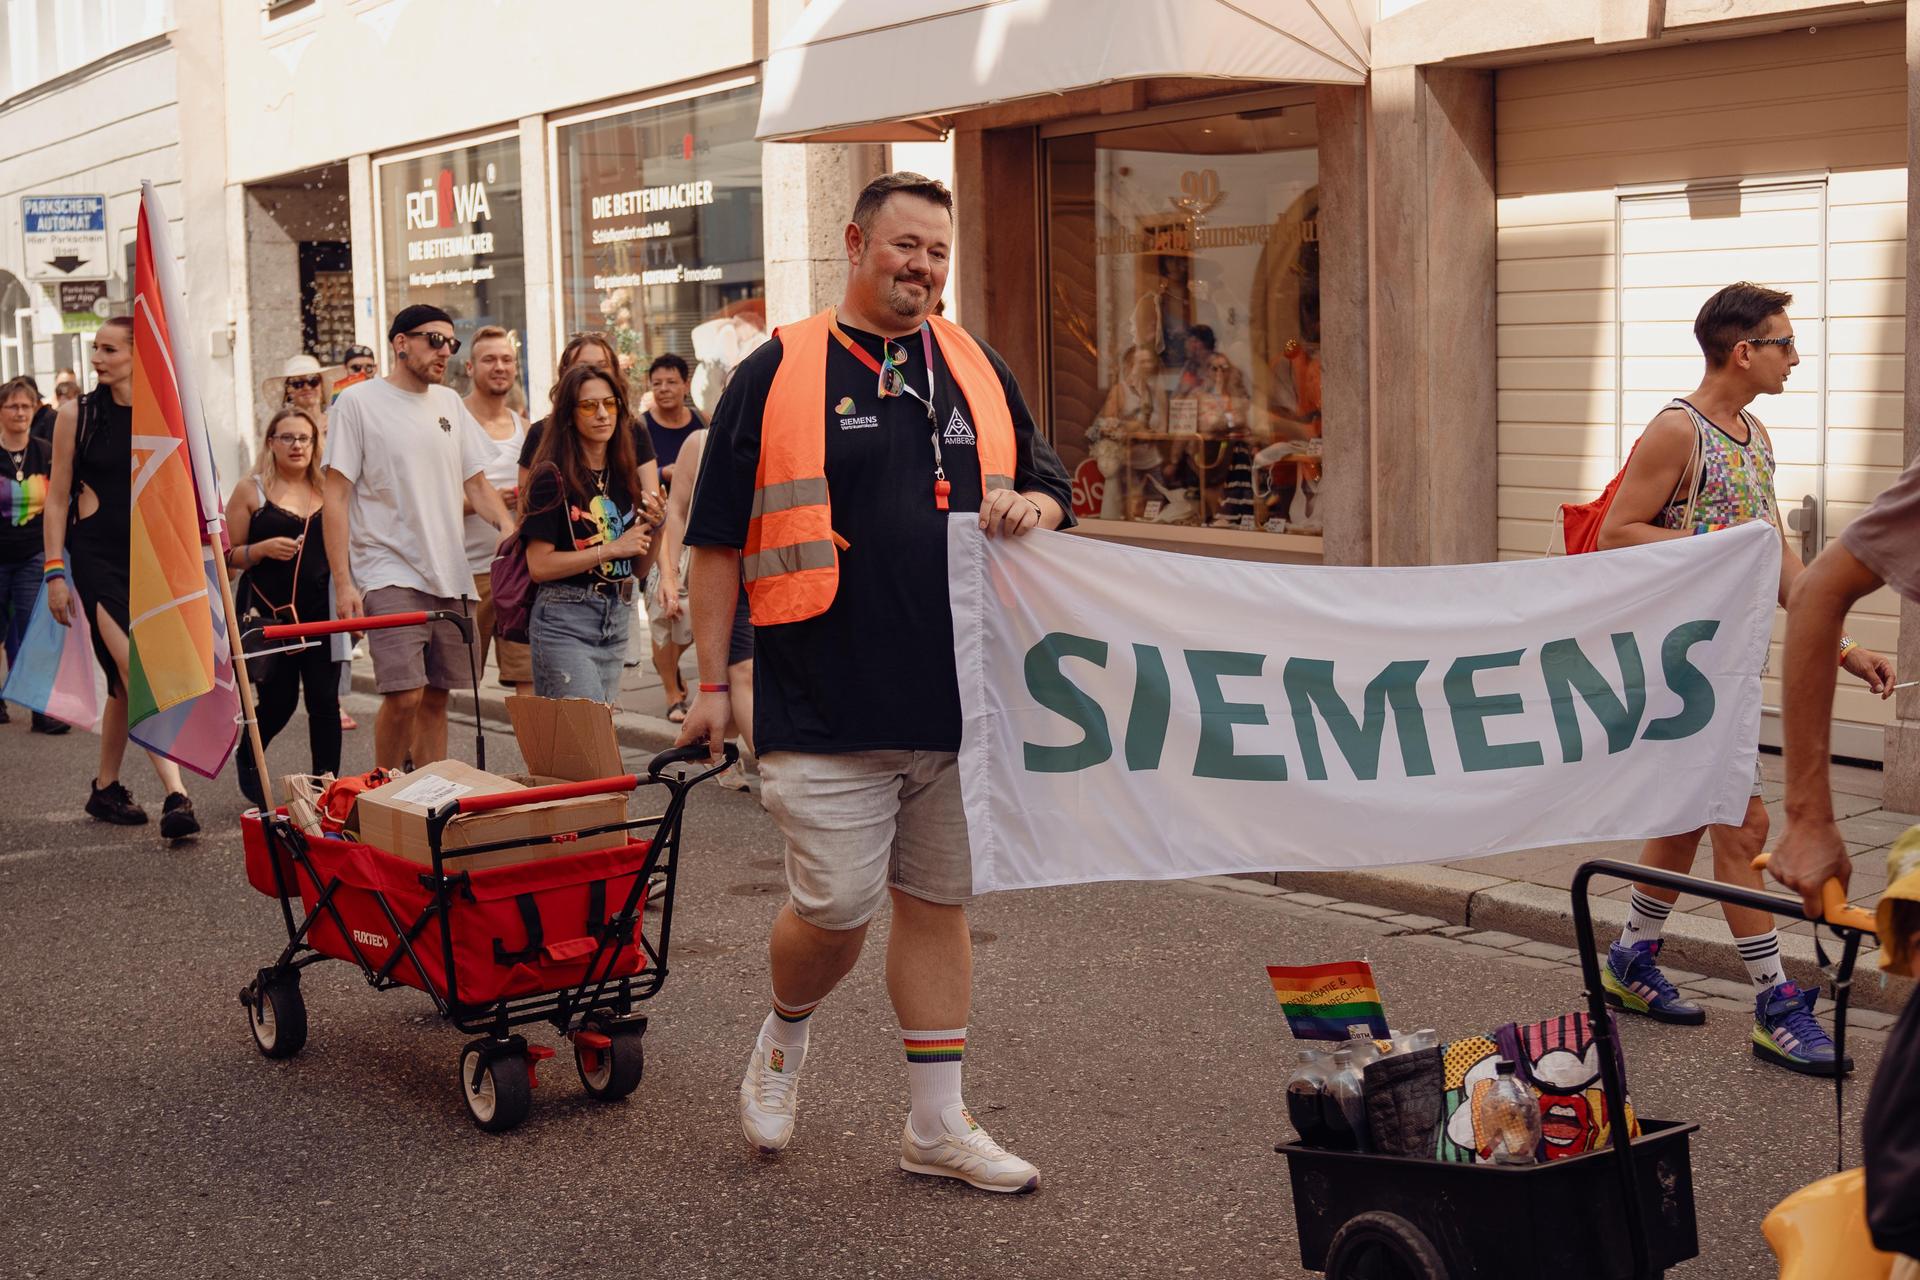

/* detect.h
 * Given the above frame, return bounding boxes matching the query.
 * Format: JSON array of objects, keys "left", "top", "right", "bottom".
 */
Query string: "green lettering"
[
  {"left": 1445, "top": 650, "right": 1546, "bottom": 772},
  {"left": 1282, "top": 658, "right": 1434, "bottom": 780},
  {"left": 1541, "top": 634, "right": 1647, "bottom": 762},
  {"left": 1124, "top": 644, "right": 1172, "bottom": 771},
  {"left": 1022, "top": 632, "right": 1113, "bottom": 773},
  {"left": 1186, "top": 649, "right": 1288, "bottom": 781},
  {"left": 1642, "top": 619, "right": 1721, "bottom": 742}
]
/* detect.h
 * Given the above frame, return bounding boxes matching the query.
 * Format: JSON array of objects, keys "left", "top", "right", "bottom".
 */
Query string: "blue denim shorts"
[{"left": 529, "top": 582, "right": 631, "bottom": 703}]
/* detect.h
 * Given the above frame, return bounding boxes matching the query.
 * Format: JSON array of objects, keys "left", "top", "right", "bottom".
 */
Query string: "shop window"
[
  {"left": 375, "top": 135, "right": 526, "bottom": 398},
  {"left": 553, "top": 82, "right": 766, "bottom": 415},
  {"left": 1045, "top": 102, "right": 1322, "bottom": 540}
]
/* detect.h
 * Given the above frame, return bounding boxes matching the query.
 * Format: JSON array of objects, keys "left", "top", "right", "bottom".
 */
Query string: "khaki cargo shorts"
[{"left": 757, "top": 750, "right": 974, "bottom": 930}]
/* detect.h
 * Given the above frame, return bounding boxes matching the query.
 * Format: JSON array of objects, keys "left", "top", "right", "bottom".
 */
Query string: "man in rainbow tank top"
[{"left": 1596, "top": 282, "right": 1895, "bottom": 1076}]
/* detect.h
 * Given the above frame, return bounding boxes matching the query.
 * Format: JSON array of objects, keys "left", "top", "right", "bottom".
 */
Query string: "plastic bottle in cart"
[
  {"left": 1479, "top": 1059, "right": 1542, "bottom": 1165},
  {"left": 1322, "top": 1049, "right": 1370, "bottom": 1152},
  {"left": 1285, "top": 1049, "right": 1333, "bottom": 1147}
]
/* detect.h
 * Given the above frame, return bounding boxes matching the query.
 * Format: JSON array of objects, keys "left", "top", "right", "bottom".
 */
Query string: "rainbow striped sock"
[
  {"left": 904, "top": 1027, "right": 967, "bottom": 1141},
  {"left": 763, "top": 992, "right": 819, "bottom": 1053}
]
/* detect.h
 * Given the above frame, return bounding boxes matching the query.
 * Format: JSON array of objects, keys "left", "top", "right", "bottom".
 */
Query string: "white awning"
[{"left": 758, "top": 0, "right": 1372, "bottom": 142}]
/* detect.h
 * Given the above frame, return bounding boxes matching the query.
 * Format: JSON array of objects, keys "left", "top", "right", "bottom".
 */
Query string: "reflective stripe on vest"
[{"left": 744, "top": 308, "right": 1019, "bottom": 626}]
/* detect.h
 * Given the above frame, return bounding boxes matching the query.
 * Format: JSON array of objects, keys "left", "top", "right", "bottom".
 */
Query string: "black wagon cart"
[
  {"left": 235, "top": 609, "right": 736, "bottom": 1132},
  {"left": 1277, "top": 858, "right": 1877, "bottom": 1279}
]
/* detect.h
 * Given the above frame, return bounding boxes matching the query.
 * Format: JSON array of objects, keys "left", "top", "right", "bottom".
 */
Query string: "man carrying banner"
[
  {"left": 1772, "top": 453, "right": 1919, "bottom": 1270},
  {"left": 1598, "top": 281, "right": 1893, "bottom": 1075},
  {"left": 323, "top": 304, "right": 514, "bottom": 770},
  {"left": 677, "top": 172, "right": 1075, "bottom": 1191}
]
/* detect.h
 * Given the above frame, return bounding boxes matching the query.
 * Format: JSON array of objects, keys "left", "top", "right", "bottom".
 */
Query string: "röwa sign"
[{"left": 946, "top": 518, "right": 1780, "bottom": 894}]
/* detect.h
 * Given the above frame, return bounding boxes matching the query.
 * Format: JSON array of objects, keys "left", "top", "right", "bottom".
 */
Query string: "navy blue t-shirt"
[
  {"left": 685, "top": 320, "right": 1074, "bottom": 755},
  {"left": 645, "top": 408, "right": 705, "bottom": 479}
]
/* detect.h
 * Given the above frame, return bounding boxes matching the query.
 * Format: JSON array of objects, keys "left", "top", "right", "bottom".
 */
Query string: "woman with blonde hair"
[{"left": 226, "top": 406, "right": 340, "bottom": 807}]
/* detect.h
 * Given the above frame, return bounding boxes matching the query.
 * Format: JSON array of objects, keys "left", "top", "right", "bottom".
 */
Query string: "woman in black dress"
[
  {"left": 226, "top": 408, "right": 338, "bottom": 808},
  {"left": 42, "top": 317, "right": 199, "bottom": 838}
]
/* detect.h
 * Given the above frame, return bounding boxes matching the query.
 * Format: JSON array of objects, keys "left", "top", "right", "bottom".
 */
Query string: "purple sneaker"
[
  {"left": 1752, "top": 982, "right": 1851, "bottom": 1077},
  {"left": 1602, "top": 939, "right": 1705, "bottom": 1026}
]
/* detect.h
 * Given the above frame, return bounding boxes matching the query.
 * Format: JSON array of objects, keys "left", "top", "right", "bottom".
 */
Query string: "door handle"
[{"left": 1785, "top": 493, "right": 1821, "bottom": 564}]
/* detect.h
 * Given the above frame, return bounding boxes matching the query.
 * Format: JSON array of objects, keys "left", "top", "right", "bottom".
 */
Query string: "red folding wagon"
[{"left": 235, "top": 610, "right": 735, "bottom": 1132}]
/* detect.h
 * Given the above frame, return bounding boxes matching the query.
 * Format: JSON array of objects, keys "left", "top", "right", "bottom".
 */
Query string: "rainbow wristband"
[
  {"left": 698, "top": 682, "right": 730, "bottom": 694},
  {"left": 42, "top": 558, "right": 65, "bottom": 580}
]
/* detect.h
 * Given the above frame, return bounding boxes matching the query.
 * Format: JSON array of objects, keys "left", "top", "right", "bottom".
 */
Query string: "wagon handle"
[
  {"left": 451, "top": 775, "right": 640, "bottom": 815},
  {"left": 262, "top": 610, "right": 474, "bottom": 640},
  {"left": 1749, "top": 852, "right": 1879, "bottom": 933},
  {"left": 646, "top": 740, "right": 740, "bottom": 779}
]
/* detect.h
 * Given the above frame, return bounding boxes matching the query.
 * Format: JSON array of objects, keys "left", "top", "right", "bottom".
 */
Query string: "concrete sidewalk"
[
  {"left": 1256, "top": 751, "right": 1918, "bottom": 1015},
  {"left": 360, "top": 647, "right": 1916, "bottom": 1014}
]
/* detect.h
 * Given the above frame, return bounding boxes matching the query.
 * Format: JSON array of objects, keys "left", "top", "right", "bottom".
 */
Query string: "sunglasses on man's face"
[
  {"left": 406, "top": 330, "right": 461, "bottom": 354},
  {"left": 1743, "top": 335, "right": 1796, "bottom": 352},
  {"left": 284, "top": 376, "right": 322, "bottom": 391},
  {"left": 345, "top": 360, "right": 375, "bottom": 374}
]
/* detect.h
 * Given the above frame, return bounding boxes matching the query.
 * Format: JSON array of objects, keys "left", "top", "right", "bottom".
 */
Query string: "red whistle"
[{"left": 934, "top": 478, "right": 951, "bottom": 511}]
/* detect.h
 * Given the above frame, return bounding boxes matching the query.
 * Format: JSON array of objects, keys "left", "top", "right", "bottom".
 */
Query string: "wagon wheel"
[
  {"left": 574, "top": 1015, "right": 645, "bottom": 1102},
  {"left": 460, "top": 1040, "right": 533, "bottom": 1133},
  {"left": 1324, "top": 1211, "right": 1448, "bottom": 1280},
  {"left": 246, "top": 974, "right": 307, "bottom": 1060}
]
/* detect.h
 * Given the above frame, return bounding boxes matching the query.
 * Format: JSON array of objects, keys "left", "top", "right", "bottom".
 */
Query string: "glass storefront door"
[
  {"left": 1046, "top": 100, "right": 1322, "bottom": 542},
  {"left": 553, "top": 82, "right": 765, "bottom": 414},
  {"left": 376, "top": 135, "right": 526, "bottom": 397}
]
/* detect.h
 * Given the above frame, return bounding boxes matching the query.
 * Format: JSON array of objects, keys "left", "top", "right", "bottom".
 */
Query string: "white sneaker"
[
  {"left": 899, "top": 1104, "right": 1040, "bottom": 1194},
  {"left": 717, "top": 762, "right": 750, "bottom": 792},
  {"left": 739, "top": 1034, "right": 803, "bottom": 1153}
]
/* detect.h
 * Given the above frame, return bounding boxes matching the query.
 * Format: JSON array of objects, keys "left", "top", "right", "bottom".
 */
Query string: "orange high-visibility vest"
[{"left": 744, "top": 308, "right": 1019, "bottom": 626}]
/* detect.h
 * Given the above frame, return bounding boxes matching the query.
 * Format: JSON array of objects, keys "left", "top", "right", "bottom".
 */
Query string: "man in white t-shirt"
[
  {"left": 461, "top": 325, "right": 532, "bottom": 695},
  {"left": 322, "top": 304, "right": 514, "bottom": 769}
]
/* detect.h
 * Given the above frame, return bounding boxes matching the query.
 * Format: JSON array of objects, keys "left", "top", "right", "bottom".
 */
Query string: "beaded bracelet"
[{"left": 1838, "top": 634, "right": 1859, "bottom": 666}]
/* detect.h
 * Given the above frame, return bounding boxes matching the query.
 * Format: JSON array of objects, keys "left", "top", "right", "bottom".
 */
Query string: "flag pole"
[{"left": 210, "top": 534, "right": 276, "bottom": 806}]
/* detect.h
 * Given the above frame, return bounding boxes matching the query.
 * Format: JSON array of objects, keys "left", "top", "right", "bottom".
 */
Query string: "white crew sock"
[
  {"left": 1736, "top": 931, "right": 1785, "bottom": 992},
  {"left": 759, "top": 991, "right": 819, "bottom": 1075},
  {"left": 1617, "top": 890, "right": 1674, "bottom": 949},
  {"left": 904, "top": 1026, "right": 968, "bottom": 1142}
]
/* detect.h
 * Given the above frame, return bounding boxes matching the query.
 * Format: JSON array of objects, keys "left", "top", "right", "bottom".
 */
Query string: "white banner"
[{"left": 948, "top": 518, "right": 1780, "bottom": 895}]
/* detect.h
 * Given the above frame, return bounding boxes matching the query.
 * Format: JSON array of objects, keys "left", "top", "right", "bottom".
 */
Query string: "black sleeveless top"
[
  {"left": 69, "top": 391, "right": 130, "bottom": 552},
  {"left": 243, "top": 480, "right": 330, "bottom": 624}
]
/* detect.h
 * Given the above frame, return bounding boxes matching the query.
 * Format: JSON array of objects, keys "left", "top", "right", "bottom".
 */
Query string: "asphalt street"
[{"left": 0, "top": 693, "right": 1891, "bottom": 1279}]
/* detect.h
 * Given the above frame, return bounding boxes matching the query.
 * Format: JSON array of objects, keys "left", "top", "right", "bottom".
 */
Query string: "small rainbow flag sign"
[{"left": 1266, "top": 960, "right": 1390, "bottom": 1041}]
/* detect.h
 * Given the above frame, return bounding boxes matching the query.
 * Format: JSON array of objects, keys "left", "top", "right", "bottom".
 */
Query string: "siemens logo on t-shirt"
[{"left": 839, "top": 415, "right": 879, "bottom": 430}]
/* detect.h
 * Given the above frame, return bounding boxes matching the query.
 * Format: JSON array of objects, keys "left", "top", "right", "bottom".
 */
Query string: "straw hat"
[
  {"left": 262, "top": 354, "right": 343, "bottom": 406},
  {"left": 1879, "top": 826, "right": 1920, "bottom": 972}
]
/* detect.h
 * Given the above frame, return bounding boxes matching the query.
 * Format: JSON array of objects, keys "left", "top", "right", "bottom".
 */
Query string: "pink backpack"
[{"left": 487, "top": 463, "right": 564, "bottom": 644}]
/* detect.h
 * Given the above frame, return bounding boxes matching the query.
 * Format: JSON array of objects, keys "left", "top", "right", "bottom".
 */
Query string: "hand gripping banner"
[{"left": 947, "top": 517, "right": 1779, "bottom": 895}]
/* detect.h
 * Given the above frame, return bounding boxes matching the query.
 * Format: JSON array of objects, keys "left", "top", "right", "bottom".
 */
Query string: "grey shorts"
[
  {"left": 644, "top": 564, "right": 692, "bottom": 650},
  {"left": 363, "top": 585, "right": 481, "bottom": 694},
  {"left": 757, "top": 750, "right": 973, "bottom": 930}
]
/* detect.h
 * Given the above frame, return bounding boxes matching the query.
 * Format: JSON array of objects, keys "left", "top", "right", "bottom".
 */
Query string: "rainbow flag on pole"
[
  {"left": 125, "top": 181, "right": 239, "bottom": 778},
  {"left": 1266, "top": 961, "right": 1391, "bottom": 1041}
]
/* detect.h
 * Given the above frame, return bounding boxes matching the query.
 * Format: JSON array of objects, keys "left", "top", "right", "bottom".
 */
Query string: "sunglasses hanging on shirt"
[{"left": 827, "top": 309, "right": 951, "bottom": 511}]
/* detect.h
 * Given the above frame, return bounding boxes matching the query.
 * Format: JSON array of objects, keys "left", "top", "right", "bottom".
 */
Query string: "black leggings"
[{"left": 242, "top": 638, "right": 342, "bottom": 786}]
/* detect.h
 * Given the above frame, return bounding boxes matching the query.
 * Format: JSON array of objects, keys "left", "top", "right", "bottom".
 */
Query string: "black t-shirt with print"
[
  {"left": 520, "top": 468, "right": 640, "bottom": 587},
  {"left": 518, "top": 415, "right": 657, "bottom": 472},
  {"left": 685, "top": 320, "right": 1075, "bottom": 755},
  {"left": 0, "top": 434, "right": 52, "bottom": 563}
]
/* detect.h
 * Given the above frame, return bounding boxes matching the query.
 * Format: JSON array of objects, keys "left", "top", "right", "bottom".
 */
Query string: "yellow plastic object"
[
  {"left": 1750, "top": 852, "right": 1880, "bottom": 933},
  {"left": 1762, "top": 1168, "right": 1893, "bottom": 1280}
]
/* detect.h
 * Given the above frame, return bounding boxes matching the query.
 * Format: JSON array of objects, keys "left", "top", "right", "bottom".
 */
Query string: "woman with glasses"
[
  {"left": 0, "top": 377, "right": 66, "bottom": 733},
  {"left": 520, "top": 364, "right": 654, "bottom": 703},
  {"left": 227, "top": 407, "right": 339, "bottom": 807}
]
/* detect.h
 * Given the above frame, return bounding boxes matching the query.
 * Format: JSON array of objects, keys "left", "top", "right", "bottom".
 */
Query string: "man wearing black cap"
[{"left": 321, "top": 304, "right": 513, "bottom": 769}]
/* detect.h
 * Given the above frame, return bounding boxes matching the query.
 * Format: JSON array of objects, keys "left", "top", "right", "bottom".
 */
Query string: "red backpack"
[{"left": 1557, "top": 443, "right": 1641, "bottom": 556}]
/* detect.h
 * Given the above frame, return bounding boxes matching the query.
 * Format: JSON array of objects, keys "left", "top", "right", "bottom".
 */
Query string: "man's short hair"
[
  {"left": 389, "top": 303, "right": 454, "bottom": 342},
  {"left": 851, "top": 171, "right": 953, "bottom": 236},
  {"left": 648, "top": 353, "right": 689, "bottom": 381},
  {"left": 468, "top": 324, "right": 513, "bottom": 355},
  {"left": 1188, "top": 324, "right": 1217, "bottom": 353},
  {"left": 1694, "top": 282, "right": 1793, "bottom": 367}
]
